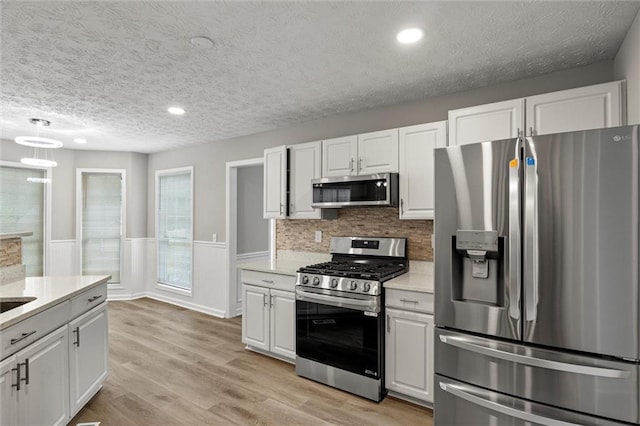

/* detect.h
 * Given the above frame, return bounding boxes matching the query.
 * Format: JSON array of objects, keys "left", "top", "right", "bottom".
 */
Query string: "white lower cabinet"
[
  {"left": 385, "top": 288, "right": 435, "bottom": 404},
  {"left": 0, "top": 354, "right": 18, "bottom": 425},
  {"left": 18, "top": 325, "right": 70, "bottom": 426},
  {"left": 69, "top": 302, "right": 109, "bottom": 417},
  {"left": 241, "top": 270, "right": 296, "bottom": 362}
]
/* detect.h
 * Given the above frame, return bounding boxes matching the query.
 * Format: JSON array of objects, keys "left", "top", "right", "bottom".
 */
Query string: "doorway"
[{"left": 225, "top": 158, "right": 272, "bottom": 317}]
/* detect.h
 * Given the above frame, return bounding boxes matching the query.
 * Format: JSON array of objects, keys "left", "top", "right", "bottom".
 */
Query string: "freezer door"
[
  {"left": 434, "top": 139, "right": 521, "bottom": 340},
  {"left": 435, "top": 328, "right": 639, "bottom": 424},
  {"left": 523, "top": 126, "right": 640, "bottom": 360},
  {"left": 435, "top": 375, "right": 629, "bottom": 426}
]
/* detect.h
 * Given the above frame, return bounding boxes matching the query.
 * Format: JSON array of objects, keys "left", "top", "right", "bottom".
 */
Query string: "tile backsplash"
[
  {"left": 276, "top": 208, "right": 433, "bottom": 261},
  {"left": 0, "top": 237, "right": 22, "bottom": 267}
]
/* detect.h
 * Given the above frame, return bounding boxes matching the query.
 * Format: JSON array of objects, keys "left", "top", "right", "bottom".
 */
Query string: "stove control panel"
[{"left": 296, "top": 273, "right": 380, "bottom": 296}]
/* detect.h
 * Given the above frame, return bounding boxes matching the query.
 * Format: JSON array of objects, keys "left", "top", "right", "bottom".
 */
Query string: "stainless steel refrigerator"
[{"left": 433, "top": 125, "right": 639, "bottom": 425}]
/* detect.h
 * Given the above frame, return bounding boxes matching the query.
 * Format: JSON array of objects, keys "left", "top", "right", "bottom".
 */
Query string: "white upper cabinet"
[
  {"left": 448, "top": 98, "right": 525, "bottom": 146},
  {"left": 289, "top": 141, "right": 322, "bottom": 219},
  {"left": 399, "top": 121, "right": 447, "bottom": 220},
  {"left": 322, "top": 130, "right": 398, "bottom": 177},
  {"left": 525, "top": 81, "right": 624, "bottom": 136},
  {"left": 263, "top": 145, "right": 287, "bottom": 219},
  {"left": 322, "top": 135, "right": 358, "bottom": 177},
  {"left": 448, "top": 81, "right": 625, "bottom": 145},
  {"left": 357, "top": 129, "right": 399, "bottom": 175}
]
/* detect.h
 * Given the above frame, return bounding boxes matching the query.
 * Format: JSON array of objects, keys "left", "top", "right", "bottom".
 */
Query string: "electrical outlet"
[
  {"left": 315, "top": 231, "right": 322, "bottom": 243},
  {"left": 212, "top": 233, "right": 217, "bottom": 242}
]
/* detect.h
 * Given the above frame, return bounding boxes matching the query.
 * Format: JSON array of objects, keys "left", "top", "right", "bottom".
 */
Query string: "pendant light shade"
[{"left": 15, "top": 118, "right": 62, "bottom": 168}]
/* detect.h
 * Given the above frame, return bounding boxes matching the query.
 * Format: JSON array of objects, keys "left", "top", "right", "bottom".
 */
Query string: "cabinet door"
[
  {"left": 19, "top": 325, "right": 69, "bottom": 426},
  {"left": 242, "top": 284, "right": 270, "bottom": 352},
  {"left": 69, "top": 303, "right": 109, "bottom": 416},
  {"left": 263, "top": 145, "right": 287, "bottom": 219},
  {"left": 0, "top": 355, "right": 18, "bottom": 426},
  {"left": 289, "top": 141, "right": 322, "bottom": 219},
  {"left": 448, "top": 98, "right": 524, "bottom": 145},
  {"left": 385, "top": 308, "right": 434, "bottom": 403},
  {"left": 269, "top": 289, "right": 296, "bottom": 360},
  {"left": 322, "top": 135, "right": 358, "bottom": 177},
  {"left": 526, "top": 81, "right": 623, "bottom": 136},
  {"left": 358, "top": 129, "right": 399, "bottom": 174},
  {"left": 399, "top": 121, "right": 447, "bottom": 220}
]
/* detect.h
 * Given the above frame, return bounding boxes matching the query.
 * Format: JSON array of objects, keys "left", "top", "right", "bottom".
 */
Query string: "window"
[
  {"left": 156, "top": 167, "right": 193, "bottom": 291},
  {"left": 78, "top": 170, "right": 124, "bottom": 283},
  {"left": 0, "top": 164, "right": 47, "bottom": 276}
]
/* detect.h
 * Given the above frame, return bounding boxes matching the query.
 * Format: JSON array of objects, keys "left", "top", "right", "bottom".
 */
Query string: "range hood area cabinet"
[
  {"left": 448, "top": 80, "right": 625, "bottom": 146},
  {"left": 322, "top": 129, "right": 399, "bottom": 177},
  {"left": 264, "top": 141, "right": 332, "bottom": 220}
]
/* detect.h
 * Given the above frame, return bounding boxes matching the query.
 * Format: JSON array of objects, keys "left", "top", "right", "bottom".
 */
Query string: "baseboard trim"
[
  {"left": 107, "top": 292, "right": 147, "bottom": 301},
  {"left": 145, "top": 292, "right": 227, "bottom": 318}
]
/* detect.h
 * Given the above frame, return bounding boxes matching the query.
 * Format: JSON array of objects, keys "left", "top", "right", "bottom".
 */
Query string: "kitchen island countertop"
[
  {"left": 384, "top": 261, "right": 434, "bottom": 293},
  {"left": 0, "top": 275, "right": 110, "bottom": 330}
]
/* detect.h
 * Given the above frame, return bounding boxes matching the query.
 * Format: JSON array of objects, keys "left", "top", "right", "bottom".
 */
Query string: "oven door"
[{"left": 296, "top": 288, "right": 383, "bottom": 379}]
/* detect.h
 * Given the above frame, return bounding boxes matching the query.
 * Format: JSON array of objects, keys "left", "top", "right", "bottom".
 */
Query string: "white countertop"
[
  {"left": 237, "top": 259, "right": 309, "bottom": 276},
  {"left": 0, "top": 275, "right": 110, "bottom": 330},
  {"left": 0, "top": 232, "right": 33, "bottom": 240},
  {"left": 384, "top": 262, "right": 434, "bottom": 293}
]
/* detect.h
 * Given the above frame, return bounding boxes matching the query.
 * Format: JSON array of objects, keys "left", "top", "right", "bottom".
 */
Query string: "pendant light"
[{"left": 15, "top": 118, "right": 63, "bottom": 167}]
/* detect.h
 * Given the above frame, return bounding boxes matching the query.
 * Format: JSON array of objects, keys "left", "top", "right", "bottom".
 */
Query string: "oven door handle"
[{"left": 296, "top": 289, "right": 379, "bottom": 313}]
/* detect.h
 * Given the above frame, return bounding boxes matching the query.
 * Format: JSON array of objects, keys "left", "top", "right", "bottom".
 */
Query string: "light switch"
[{"left": 315, "top": 231, "right": 322, "bottom": 243}]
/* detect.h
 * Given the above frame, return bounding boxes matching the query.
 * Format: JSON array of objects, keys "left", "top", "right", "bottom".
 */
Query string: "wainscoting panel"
[
  {"left": 108, "top": 238, "right": 148, "bottom": 300},
  {"left": 49, "top": 240, "right": 77, "bottom": 276},
  {"left": 144, "top": 240, "right": 229, "bottom": 317}
]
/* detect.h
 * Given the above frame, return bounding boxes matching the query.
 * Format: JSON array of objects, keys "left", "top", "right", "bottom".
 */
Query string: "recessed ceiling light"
[
  {"left": 74, "top": 138, "right": 87, "bottom": 144},
  {"left": 168, "top": 107, "right": 185, "bottom": 115},
  {"left": 397, "top": 28, "right": 423, "bottom": 44},
  {"left": 190, "top": 36, "right": 215, "bottom": 49}
]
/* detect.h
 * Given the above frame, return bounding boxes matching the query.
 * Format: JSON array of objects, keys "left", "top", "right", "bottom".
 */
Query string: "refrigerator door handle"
[
  {"left": 439, "top": 334, "right": 631, "bottom": 379},
  {"left": 524, "top": 138, "right": 539, "bottom": 323},
  {"left": 438, "top": 379, "right": 581, "bottom": 426},
  {"left": 508, "top": 148, "right": 521, "bottom": 321}
]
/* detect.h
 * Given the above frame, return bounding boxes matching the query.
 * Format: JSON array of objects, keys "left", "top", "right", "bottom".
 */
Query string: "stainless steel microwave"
[{"left": 311, "top": 173, "right": 399, "bottom": 208}]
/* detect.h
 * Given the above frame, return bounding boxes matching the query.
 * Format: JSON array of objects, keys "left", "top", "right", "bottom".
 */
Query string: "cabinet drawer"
[
  {"left": 0, "top": 300, "right": 70, "bottom": 360},
  {"left": 240, "top": 270, "right": 296, "bottom": 292},
  {"left": 70, "top": 283, "right": 108, "bottom": 320},
  {"left": 386, "top": 289, "right": 433, "bottom": 313}
]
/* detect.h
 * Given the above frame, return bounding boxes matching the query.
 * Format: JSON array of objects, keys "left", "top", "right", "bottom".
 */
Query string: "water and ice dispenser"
[{"left": 451, "top": 230, "right": 504, "bottom": 306}]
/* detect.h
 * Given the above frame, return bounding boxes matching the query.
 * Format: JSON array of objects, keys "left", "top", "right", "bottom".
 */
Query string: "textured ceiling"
[{"left": 1, "top": 1, "right": 639, "bottom": 153}]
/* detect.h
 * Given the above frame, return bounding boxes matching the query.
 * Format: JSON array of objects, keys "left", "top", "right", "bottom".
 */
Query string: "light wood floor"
[{"left": 70, "top": 298, "right": 434, "bottom": 425}]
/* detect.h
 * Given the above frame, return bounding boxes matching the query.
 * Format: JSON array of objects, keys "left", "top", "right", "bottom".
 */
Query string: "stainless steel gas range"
[{"left": 295, "top": 236, "right": 408, "bottom": 402}]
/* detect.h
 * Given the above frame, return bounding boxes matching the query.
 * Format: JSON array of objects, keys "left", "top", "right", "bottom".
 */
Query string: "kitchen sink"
[{"left": 0, "top": 297, "right": 36, "bottom": 313}]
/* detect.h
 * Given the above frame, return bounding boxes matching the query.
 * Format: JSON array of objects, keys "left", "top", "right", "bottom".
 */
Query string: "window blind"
[
  {"left": 157, "top": 170, "right": 192, "bottom": 290},
  {"left": 81, "top": 172, "right": 123, "bottom": 282},
  {"left": 0, "top": 166, "right": 45, "bottom": 276}
]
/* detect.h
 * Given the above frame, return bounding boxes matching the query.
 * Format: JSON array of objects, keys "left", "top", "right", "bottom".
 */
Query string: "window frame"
[
  {"left": 0, "top": 160, "right": 51, "bottom": 276},
  {"left": 155, "top": 166, "right": 194, "bottom": 296},
  {"left": 75, "top": 168, "right": 126, "bottom": 287}
]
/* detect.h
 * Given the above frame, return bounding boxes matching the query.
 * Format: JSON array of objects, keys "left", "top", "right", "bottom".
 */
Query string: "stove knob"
[
  {"left": 362, "top": 282, "right": 371, "bottom": 292},
  {"left": 330, "top": 278, "right": 339, "bottom": 288},
  {"left": 312, "top": 277, "right": 321, "bottom": 286},
  {"left": 349, "top": 281, "right": 358, "bottom": 291},
  {"left": 301, "top": 275, "right": 309, "bottom": 285}
]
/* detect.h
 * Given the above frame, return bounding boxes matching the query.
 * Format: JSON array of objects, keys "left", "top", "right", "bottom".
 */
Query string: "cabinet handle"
[
  {"left": 88, "top": 294, "right": 103, "bottom": 302},
  {"left": 350, "top": 158, "right": 355, "bottom": 172},
  {"left": 73, "top": 326, "right": 80, "bottom": 347},
  {"left": 270, "top": 295, "right": 274, "bottom": 307},
  {"left": 517, "top": 128, "right": 522, "bottom": 138},
  {"left": 10, "top": 330, "right": 36, "bottom": 345},
  {"left": 386, "top": 315, "right": 390, "bottom": 333},
  {"left": 279, "top": 203, "right": 284, "bottom": 215},
  {"left": 400, "top": 298, "right": 419, "bottom": 304},
  {"left": 261, "top": 279, "right": 274, "bottom": 284},
  {"left": 20, "top": 359, "right": 29, "bottom": 385},
  {"left": 11, "top": 365, "right": 20, "bottom": 391},
  {"left": 400, "top": 198, "right": 405, "bottom": 214},
  {"left": 263, "top": 294, "right": 268, "bottom": 307},
  {"left": 529, "top": 126, "right": 534, "bottom": 136},
  {"left": 359, "top": 157, "right": 363, "bottom": 172}
]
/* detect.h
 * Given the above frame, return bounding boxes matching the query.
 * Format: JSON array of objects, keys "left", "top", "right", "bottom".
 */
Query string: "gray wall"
[
  {"left": 236, "top": 165, "right": 268, "bottom": 254},
  {"left": 147, "top": 60, "right": 614, "bottom": 242},
  {"left": 0, "top": 140, "right": 147, "bottom": 239}
]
